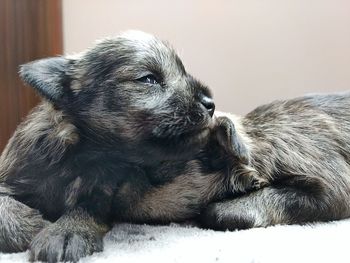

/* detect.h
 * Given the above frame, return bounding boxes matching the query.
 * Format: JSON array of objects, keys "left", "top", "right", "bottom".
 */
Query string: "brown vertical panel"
[{"left": 0, "top": 0, "right": 63, "bottom": 152}]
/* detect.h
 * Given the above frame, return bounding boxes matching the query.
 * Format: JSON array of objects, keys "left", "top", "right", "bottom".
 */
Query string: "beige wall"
[{"left": 63, "top": 0, "right": 350, "bottom": 114}]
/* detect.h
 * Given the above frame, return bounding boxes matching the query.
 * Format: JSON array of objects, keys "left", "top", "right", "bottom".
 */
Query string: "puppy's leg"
[
  {"left": 200, "top": 178, "right": 349, "bottom": 230},
  {"left": 215, "top": 116, "right": 269, "bottom": 193},
  {"left": 0, "top": 185, "right": 49, "bottom": 252},
  {"left": 29, "top": 208, "right": 110, "bottom": 263},
  {"left": 230, "top": 163, "right": 269, "bottom": 194},
  {"left": 116, "top": 169, "right": 228, "bottom": 223}
]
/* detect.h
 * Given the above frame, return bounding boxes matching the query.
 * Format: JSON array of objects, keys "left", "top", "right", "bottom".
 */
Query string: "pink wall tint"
[{"left": 62, "top": 0, "right": 350, "bottom": 115}]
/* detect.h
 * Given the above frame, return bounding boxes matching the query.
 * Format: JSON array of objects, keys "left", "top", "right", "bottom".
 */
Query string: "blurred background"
[{"left": 1, "top": 0, "right": 350, "bottom": 151}]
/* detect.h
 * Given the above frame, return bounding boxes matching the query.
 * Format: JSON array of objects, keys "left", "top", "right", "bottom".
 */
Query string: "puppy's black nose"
[{"left": 201, "top": 96, "right": 215, "bottom": 117}]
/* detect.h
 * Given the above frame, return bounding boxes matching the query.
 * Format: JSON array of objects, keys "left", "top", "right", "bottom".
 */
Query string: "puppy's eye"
[{"left": 137, "top": 75, "right": 159, "bottom": 85}]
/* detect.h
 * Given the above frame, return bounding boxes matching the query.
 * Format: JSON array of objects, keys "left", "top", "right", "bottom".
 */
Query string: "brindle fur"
[
  {"left": 0, "top": 31, "right": 226, "bottom": 262},
  {"left": 3, "top": 30, "right": 348, "bottom": 262},
  {"left": 118, "top": 93, "right": 350, "bottom": 231},
  {"left": 200, "top": 95, "right": 350, "bottom": 229},
  {"left": 112, "top": 116, "right": 262, "bottom": 225}
]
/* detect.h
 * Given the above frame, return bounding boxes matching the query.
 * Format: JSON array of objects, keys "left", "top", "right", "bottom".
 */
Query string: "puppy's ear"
[
  {"left": 19, "top": 57, "right": 70, "bottom": 104},
  {"left": 215, "top": 116, "right": 250, "bottom": 164}
]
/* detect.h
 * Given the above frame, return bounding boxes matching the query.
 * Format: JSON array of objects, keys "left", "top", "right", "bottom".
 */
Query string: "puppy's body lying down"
[
  {"left": 202, "top": 94, "right": 350, "bottom": 230},
  {"left": 0, "top": 31, "right": 224, "bottom": 261},
  {"left": 121, "top": 93, "right": 350, "bottom": 230}
]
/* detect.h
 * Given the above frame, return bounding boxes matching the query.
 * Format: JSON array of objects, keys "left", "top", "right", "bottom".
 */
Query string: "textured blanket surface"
[{"left": 1, "top": 219, "right": 349, "bottom": 263}]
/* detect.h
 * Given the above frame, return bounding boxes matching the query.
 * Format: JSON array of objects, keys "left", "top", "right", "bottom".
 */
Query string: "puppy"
[
  {"left": 0, "top": 31, "right": 217, "bottom": 261},
  {"left": 201, "top": 94, "right": 350, "bottom": 230}
]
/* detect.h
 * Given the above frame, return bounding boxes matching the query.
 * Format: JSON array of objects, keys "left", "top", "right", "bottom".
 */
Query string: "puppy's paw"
[
  {"left": 199, "top": 202, "right": 256, "bottom": 231},
  {"left": 0, "top": 196, "right": 50, "bottom": 252},
  {"left": 29, "top": 224, "right": 103, "bottom": 263},
  {"left": 230, "top": 164, "right": 269, "bottom": 194},
  {"left": 251, "top": 176, "right": 269, "bottom": 190}
]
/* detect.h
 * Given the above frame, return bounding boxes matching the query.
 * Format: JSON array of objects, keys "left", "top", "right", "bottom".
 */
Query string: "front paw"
[
  {"left": 251, "top": 176, "right": 269, "bottom": 190},
  {"left": 29, "top": 224, "right": 103, "bottom": 262},
  {"left": 0, "top": 196, "right": 50, "bottom": 252},
  {"left": 231, "top": 164, "right": 269, "bottom": 194},
  {"left": 199, "top": 202, "right": 256, "bottom": 231}
]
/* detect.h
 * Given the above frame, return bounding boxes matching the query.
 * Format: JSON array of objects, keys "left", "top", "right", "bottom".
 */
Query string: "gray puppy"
[
  {"left": 0, "top": 31, "right": 220, "bottom": 262},
  {"left": 201, "top": 95, "right": 350, "bottom": 229}
]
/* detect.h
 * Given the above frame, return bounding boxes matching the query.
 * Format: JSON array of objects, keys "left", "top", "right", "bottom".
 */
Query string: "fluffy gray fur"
[
  {"left": 0, "top": 31, "right": 219, "bottom": 262},
  {"left": 2, "top": 30, "right": 349, "bottom": 262},
  {"left": 200, "top": 93, "right": 350, "bottom": 230}
]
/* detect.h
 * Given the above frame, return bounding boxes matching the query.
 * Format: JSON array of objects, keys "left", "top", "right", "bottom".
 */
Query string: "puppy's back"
[{"left": 240, "top": 92, "right": 350, "bottom": 194}]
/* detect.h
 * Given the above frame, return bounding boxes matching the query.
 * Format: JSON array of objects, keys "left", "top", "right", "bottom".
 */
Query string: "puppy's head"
[{"left": 19, "top": 31, "right": 215, "bottom": 162}]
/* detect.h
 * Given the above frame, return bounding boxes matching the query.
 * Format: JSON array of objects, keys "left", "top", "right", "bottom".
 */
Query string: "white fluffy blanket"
[{"left": 1, "top": 219, "right": 349, "bottom": 263}]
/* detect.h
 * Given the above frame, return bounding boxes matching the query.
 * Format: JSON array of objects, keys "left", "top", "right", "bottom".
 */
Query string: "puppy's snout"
[{"left": 200, "top": 96, "right": 215, "bottom": 117}]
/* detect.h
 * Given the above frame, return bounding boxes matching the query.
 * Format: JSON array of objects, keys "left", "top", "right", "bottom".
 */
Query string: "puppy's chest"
[
  {"left": 62, "top": 159, "right": 146, "bottom": 217},
  {"left": 8, "top": 155, "right": 143, "bottom": 221}
]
